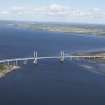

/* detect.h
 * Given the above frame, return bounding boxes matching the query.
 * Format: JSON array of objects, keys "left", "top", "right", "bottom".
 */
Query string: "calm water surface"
[{"left": 0, "top": 26, "right": 105, "bottom": 105}]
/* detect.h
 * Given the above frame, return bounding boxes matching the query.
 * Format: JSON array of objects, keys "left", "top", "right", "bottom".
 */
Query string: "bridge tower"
[
  {"left": 60, "top": 51, "right": 65, "bottom": 62},
  {"left": 33, "top": 51, "right": 38, "bottom": 64}
]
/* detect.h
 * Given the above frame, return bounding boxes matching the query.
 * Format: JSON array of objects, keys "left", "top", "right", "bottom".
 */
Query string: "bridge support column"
[
  {"left": 7, "top": 60, "right": 10, "bottom": 66},
  {"left": 94, "top": 56, "right": 96, "bottom": 60},
  {"left": 70, "top": 56, "right": 73, "bottom": 61},
  {"left": 60, "top": 51, "right": 65, "bottom": 62},
  {"left": 33, "top": 51, "right": 38, "bottom": 64},
  {"left": 89, "top": 56, "right": 91, "bottom": 59},
  {"left": 13, "top": 60, "right": 18, "bottom": 66},
  {"left": 16, "top": 60, "right": 18, "bottom": 66},
  {"left": 24, "top": 60, "right": 28, "bottom": 65}
]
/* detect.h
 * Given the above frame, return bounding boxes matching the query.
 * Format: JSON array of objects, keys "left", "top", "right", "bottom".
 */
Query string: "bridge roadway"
[{"left": 0, "top": 55, "right": 105, "bottom": 64}]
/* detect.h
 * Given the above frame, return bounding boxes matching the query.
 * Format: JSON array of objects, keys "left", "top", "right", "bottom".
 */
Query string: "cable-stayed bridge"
[{"left": 0, "top": 51, "right": 105, "bottom": 65}]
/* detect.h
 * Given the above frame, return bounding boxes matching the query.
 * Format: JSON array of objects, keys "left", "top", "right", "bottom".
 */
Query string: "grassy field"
[{"left": 0, "top": 64, "right": 6, "bottom": 72}]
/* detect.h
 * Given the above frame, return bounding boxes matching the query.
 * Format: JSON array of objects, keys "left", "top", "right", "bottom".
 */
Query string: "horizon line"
[{"left": 0, "top": 19, "right": 105, "bottom": 25}]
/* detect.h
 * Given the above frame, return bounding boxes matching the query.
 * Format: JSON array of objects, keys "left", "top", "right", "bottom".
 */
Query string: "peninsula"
[
  {"left": 1, "top": 21, "right": 105, "bottom": 36},
  {"left": 14, "top": 22, "right": 105, "bottom": 36},
  {"left": 0, "top": 64, "right": 20, "bottom": 78}
]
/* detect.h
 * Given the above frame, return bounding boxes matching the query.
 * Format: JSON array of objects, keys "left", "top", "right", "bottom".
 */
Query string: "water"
[{"left": 0, "top": 26, "right": 105, "bottom": 105}]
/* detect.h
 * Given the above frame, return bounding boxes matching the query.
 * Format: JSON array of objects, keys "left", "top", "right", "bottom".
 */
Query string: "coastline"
[
  {"left": 0, "top": 65, "right": 20, "bottom": 78},
  {"left": 75, "top": 50, "right": 105, "bottom": 61}
]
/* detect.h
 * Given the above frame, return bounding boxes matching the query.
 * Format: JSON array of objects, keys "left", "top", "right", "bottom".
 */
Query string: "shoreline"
[
  {"left": 0, "top": 65, "right": 20, "bottom": 78},
  {"left": 75, "top": 50, "right": 105, "bottom": 61}
]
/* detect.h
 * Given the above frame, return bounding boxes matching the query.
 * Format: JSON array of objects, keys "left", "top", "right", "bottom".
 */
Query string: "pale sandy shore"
[{"left": 0, "top": 65, "right": 20, "bottom": 78}]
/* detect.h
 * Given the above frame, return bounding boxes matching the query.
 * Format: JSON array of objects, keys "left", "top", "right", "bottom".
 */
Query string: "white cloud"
[
  {"left": 0, "top": 11, "right": 9, "bottom": 15},
  {"left": 11, "top": 6, "right": 25, "bottom": 11},
  {"left": 48, "top": 4, "right": 65, "bottom": 12},
  {"left": 46, "top": 4, "right": 67, "bottom": 16},
  {"left": 0, "top": 4, "right": 105, "bottom": 21}
]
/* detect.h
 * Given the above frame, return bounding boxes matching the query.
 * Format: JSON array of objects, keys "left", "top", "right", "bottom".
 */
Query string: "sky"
[{"left": 0, "top": 0, "right": 105, "bottom": 24}]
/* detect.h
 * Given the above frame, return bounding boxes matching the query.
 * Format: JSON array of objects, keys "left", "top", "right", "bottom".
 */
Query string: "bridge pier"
[
  {"left": 70, "top": 56, "right": 73, "bottom": 61},
  {"left": 12, "top": 60, "right": 18, "bottom": 66},
  {"left": 13, "top": 60, "right": 18, "bottom": 66},
  {"left": 16, "top": 60, "right": 18, "bottom": 66},
  {"left": 23, "top": 60, "right": 28, "bottom": 65},
  {"left": 33, "top": 51, "right": 38, "bottom": 64},
  {"left": 7, "top": 60, "right": 10, "bottom": 66},
  {"left": 60, "top": 51, "right": 65, "bottom": 62},
  {"left": 91, "top": 56, "right": 96, "bottom": 60}
]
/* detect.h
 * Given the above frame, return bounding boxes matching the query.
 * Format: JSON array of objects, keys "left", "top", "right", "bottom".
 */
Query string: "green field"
[{"left": 0, "top": 64, "right": 6, "bottom": 72}]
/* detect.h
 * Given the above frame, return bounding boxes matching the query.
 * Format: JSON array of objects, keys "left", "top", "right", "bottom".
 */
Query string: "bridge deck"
[{"left": 0, "top": 55, "right": 105, "bottom": 63}]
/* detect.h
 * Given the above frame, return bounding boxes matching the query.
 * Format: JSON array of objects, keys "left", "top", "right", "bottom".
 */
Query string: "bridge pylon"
[
  {"left": 60, "top": 51, "right": 65, "bottom": 62},
  {"left": 33, "top": 51, "right": 38, "bottom": 64}
]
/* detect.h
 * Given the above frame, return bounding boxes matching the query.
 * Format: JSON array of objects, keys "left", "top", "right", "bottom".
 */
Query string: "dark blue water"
[{"left": 0, "top": 26, "right": 105, "bottom": 105}]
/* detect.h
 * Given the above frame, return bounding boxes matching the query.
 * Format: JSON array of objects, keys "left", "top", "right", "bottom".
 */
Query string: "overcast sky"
[{"left": 0, "top": 0, "right": 105, "bottom": 24}]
